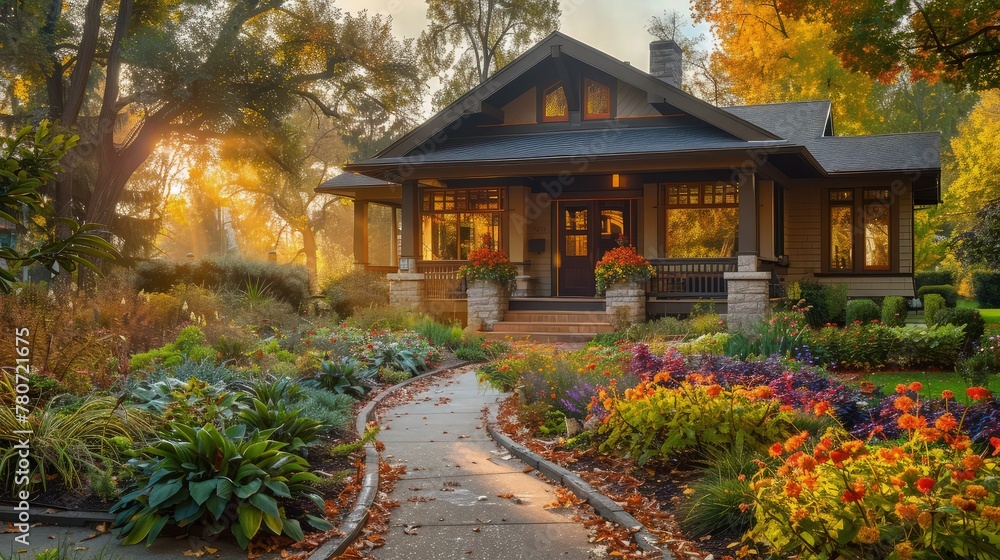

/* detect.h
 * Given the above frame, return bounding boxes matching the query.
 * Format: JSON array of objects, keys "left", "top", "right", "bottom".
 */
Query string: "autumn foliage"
[{"left": 594, "top": 244, "right": 655, "bottom": 294}]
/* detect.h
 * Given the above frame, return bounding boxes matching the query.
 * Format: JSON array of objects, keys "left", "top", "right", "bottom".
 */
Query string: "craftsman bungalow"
[{"left": 318, "top": 32, "right": 940, "bottom": 338}]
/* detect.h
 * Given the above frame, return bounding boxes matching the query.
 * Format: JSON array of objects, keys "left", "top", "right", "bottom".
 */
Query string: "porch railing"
[
  {"left": 647, "top": 258, "right": 737, "bottom": 298},
  {"left": 417, "top": 261, "right": 467, "bottom": 300}
]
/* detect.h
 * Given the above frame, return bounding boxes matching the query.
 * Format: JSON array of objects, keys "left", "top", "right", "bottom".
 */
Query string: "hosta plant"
[
  {"left": 238, "top": 399, "right": 322, "bottom": 452},
  {"left": 111, "top": 423, "right": 330, "bottom": 548},
  {"left": 746, "top": 386, "right": 1000, "bottom": 560},
  {"left": 303, "top": 357, "right": 375, "bottom": 397}
]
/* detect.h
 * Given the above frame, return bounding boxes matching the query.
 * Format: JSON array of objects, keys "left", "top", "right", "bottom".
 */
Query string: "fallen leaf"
[
  {"left": 403, "top": 525, "right": 419, "bottom": 535},
  {"left": 523, "top": 467, "right": 533, "bottom": 473},
  {"left": 497, "top": 493, "right": 514, "bottom": 499},
  {"left": 205, "top": 547, "right": 218, "bottom": 554}
]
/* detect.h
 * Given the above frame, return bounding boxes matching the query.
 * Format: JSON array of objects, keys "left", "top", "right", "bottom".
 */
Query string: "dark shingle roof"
[
  {"left": 724, "top": 101, "right": 831, "bottom": 143},
  {"left": 318, "top": 172, "right": 395, "bottom": 190},
  {"left": 806, "top": 133, "right": 941, "bottom": 173},
  {"left": 363, "top": 125, "right": 779, "bottom": 166}
]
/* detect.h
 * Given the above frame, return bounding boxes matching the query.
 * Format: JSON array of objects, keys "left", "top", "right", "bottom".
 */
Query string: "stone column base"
[
  {"left": 467, "top": 280, "right": 509, "bottom": 331},
  {"left": 605, "top": 281, "right": 646, "bottom": 326},
  {"left": 387, "top": 273, "right": 425, "bottom": 311},
  {"left": 724, "top": 271, "right": 771, "bottom": 331}
]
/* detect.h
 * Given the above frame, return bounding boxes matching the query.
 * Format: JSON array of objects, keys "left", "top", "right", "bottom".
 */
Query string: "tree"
[
  {"left": 418, "top": 0, "right": 560, "bottom": 110},
  {"left": 0, "top": 2, "right": 422, "bottom": 261},
  {"left": 955, "top": 201, "right": 1000, "bottom": 268},
  {"left": 0, "top": 121, "right": 119, "bottom": 292},
  {"left": 779, "top": 0, "right": 1000, "bottom": 90},
  {"left": 946, "top": 90, "right": 1000, "bottom": 233},
  {"left": 646, "top": 11, "right": 737, "bottom": 106}
]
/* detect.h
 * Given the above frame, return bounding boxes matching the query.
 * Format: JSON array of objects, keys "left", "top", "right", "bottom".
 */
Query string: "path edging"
[
  {"left": 485, "top": 405, "right": 672, "bottom": 559},
  {"left": 306, "top": 361, "right": 469, "bottom": 560}
]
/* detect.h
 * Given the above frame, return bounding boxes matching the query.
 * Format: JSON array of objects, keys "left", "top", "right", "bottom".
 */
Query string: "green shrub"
[
  {"left": 917, "top": 284, "right": 958, "bottom": 307},
  {"left": 454, "top": 343, "right": 487, "bottom": 361},
  {"left": 135, "top": 257, "right": 310, "bottom": 307},
  {"left": 378, "top": 367, "right": 411, "bottom": 384},
  {"left": 129, "top": 377, "right": 247, "bottom": 428},
  {"left": 323, "top": 269, "right": 389, "bottom": 317},
  {"left": 845, "top": 299, "right": 880, "bottom": 324},
  {"left": 689, "top": 312, "right": 725, "bottom": 335},
  {"left": 889, "top": 324, "right": 966, "bottom": 369},
  {"left": 924, "top": 293, "right": 946, "bottom": 324},
  {"left": 297, "top": 389, "right": 354, "bottom": 434},
  {"left": 914, "top": 270, "right": 955, "bottom": 289},
  {"left": 237, "top": 399, "right": 321, "bottom": 452},
  {"left": 798, "top": 282, "right": 848, "bottom": 327},
  {"left": 129, "top": 326, "right": 216, "bottom": 372},
  {"left": 933, "top": 307, "right": 986, "bottom": 352},
  {"left": 111, "top": 424, "right": 330, "bottom": 548},
  {"left": 414, "top": 319, "right": 462, "bottom": 348},
  {"left": 88, "top": 467, "right": 122, "bottom": 503},
  {"left": 880, "top": 296, "right": 908, "bottom": 327},
  {"left": 973, "top": 272, "right": 1000, "bottom": 308},
  {"left": 304, "top": 358, "right": 375, "bottom": 397},
  {"left": 674, "top": 333, "right": 730, "bottom": 356}
]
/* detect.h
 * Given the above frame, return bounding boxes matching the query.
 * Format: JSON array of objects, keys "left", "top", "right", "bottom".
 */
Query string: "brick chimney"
[{"left": 649, "top": 40, "right": 683, "bottom": 89}]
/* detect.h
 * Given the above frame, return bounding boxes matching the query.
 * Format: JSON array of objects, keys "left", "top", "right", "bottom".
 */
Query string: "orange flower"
[
  {"left": 841, "top": 488, "right": 865, "bottom": 503},
  {"left": 706, "top": 384, "right": 723, "bottom": 398},
  {"left": 784, "top": 480, "right": 802, "bottom": 498},
  {"left": 908, "top": 381, "right": 923, "bottom": 392},
  {"left": 797, "top": 455, "right": 817, "bottom": 472},
  {"left": 784, "top": 431, "right": 809, "bottom": 453},
  {"left": 750, "top": 386, "right": 774, "bottom": 400},
  {"left": 942, "top": 389, "right": 955, "bottom": 400},
  {"left": 897, "top": 413, "right": 927, "bottom": 430},
  {"left": 915, "top": 477, "right": 936, "bottom": 494},
  {"left": 991, "top": 437, "right": 1000, "bottom": 456},
  {"left": 951, "top": 495, "right": 979, "bottom": 512},
  {"left": 893, "top": 396, "right": 915, "bottom": 412},
  {"left": 963, "top": 455, "right": 986, "bottom": 472},
  {"left": 769, "top": 442, "right": 784, "bottom": 458},
  {"left": 830, "top": 449, "right": 850, "bottom": 466},
  {"left": 895, "top": 542, "right": 914, "bottom": 560},
  {"left": 895, "top": 502, "right": 919, "bottom": 521},
  {"left": 983, "top": 506, "right": 1000, "bottom": 523},
  {"left": 856, "top": 526, "right": 880, "bottom": 544},
  {"left": 966, "top": 387, "right": 991, "bottom": 401},
  {"left": 813, "top": 401, "right": 830, "bottom": 417},
  {"left": 966, "top": 485, "right": 989, "bottom": 499},
  {"left": 895, "top": 383, "right": 908, "bottom": 395},
  {"left": 934, "top": 413, "right": 958, "bottom": 432}
]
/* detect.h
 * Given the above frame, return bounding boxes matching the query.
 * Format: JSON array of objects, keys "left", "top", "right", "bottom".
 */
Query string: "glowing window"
[
  {"left": 584, "top": 79, "right": 610, "bottom": 119},
  {"left": 543, "top": 84, "right": 568, "bottom": 122}
]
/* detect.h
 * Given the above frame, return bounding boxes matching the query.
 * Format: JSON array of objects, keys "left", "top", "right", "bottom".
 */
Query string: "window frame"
[
  {"left": 583, "top": 78, "right": 611, "bottom": 120},
  {"left": 541, "top": 83, "right": 569, "bottom": 123},
  {"left": 418, "top": 187, "right": 506, "bottom": 261},
  {"left": 821, "top": 186, "right": 897, "bottom": 275},
  {"left": 661, "top": 182, "right": 740, "bottom": 259}
]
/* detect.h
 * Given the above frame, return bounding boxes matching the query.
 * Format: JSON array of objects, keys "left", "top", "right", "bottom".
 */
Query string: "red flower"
[
  {"left": 769, "top": 443, "right": 784, "bottom": 457},
  {"left": 915, "top": 477, "right": 936, "bottom": 494},
  {"left": 942, "top": 389, "right": 955, "bottom": 400},
  {"left": 967, "top": 387, "right": 991, "bottom": 401},
  {"left": 841, "top": 488, "right": 865, "bottom": 503},
  {"left": 908, "top": 382, "right": 923, "bottom": 392},
  {"left": 990, "top": 437, "right": 1000, "bottom": 456}
]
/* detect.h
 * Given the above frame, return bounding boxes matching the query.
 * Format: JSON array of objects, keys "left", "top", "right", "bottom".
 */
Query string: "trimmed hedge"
[
  {"left": 135, "top": 257, "right": 310, "bottom": 307},
  {"left": 845, "top": 299, "right": 880, "bottom": 324},
  {"left": 799, "top": 282, "right": 848, "bottom": 327},
  {"left": 880, "top": 296, "right": 908, "bottom": 327},
  {"left": 917, "top": 284, "right": 958, "bottom": 307},
  {"left": 924, "top": 293, "right": 946, "bottom": 325},
  {"left": 973, "top": 272, "right": 1000, "bottom": 309},
  {"left": 933, "top": 307, "right": 986, "bottom": 352},
  {"left": 914, "top": 270, "right": 955, "bottom": 289}
]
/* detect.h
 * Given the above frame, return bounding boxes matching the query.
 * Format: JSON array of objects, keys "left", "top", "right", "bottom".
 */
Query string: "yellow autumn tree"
[{"left": 947, "top": 90, "right": 1000, "bottom": 233}]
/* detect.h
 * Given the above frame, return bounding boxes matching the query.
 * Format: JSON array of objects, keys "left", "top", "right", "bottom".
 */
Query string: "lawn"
[
  {"left": 958, "top": 299, "right": 1000, "bottom": 323},
  {"left": 860, "top": 371, "right": 979, "bottom": 404}
]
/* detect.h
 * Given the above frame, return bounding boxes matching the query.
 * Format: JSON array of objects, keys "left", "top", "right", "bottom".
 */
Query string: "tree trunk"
[{"left": 301, "top": 226, "right": 319, "bottom": 295}]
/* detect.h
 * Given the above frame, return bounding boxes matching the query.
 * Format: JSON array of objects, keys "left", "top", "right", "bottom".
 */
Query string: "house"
[{"left": 318, "top": 32, "right": 940, "bottom": 336}]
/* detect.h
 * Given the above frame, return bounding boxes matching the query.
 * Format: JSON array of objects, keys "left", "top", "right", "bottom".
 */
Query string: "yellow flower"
[
  {"left": 857, "top": 526, "right": 880, "bottom": 544},
  {"left": 894, "top": 542, "right": 914, "bottom": 560}
]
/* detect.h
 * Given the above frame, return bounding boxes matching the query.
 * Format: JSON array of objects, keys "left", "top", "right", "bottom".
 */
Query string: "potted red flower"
[{"left": 459, "top": 235, "right": 516, "bottom": 330}]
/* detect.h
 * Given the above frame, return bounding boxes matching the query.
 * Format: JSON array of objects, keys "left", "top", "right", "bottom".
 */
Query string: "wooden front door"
[{"left": 557, "top": 200, "right": 634, "bottom": 297}]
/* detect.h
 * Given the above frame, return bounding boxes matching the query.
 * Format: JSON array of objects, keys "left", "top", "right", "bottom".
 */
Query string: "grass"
[
  {"left": 958, "top": 299, "right": 1000, "bottom": 324},
  {"left": 860, "top": 371, "right": 981, "bottom": 404}
]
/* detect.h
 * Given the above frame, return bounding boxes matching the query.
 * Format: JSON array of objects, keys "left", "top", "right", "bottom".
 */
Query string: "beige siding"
[
  {"left": 783, "top": 184, "right": 915, "bottom": 298},
  {"left": 523, "top": 191, "right": 553, "bottom": 296},
  {"left": 502, "top": 88, "right": 536, "bottom": 124},
  {"left": 617, "top": 80, "right": 660, "bottom": 118}
]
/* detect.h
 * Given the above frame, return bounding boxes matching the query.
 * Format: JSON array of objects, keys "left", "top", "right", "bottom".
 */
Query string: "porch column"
[
  {"left": 387, "top": 180, "right": 425, "bottom": 310},
  {"left": 353, "top": 200, "right": 367, "bottom": 269},
  {"left": 508, "top": 185, "right": 531, "bottom": 297},
  {"left": 725, "top": 172, "right": 770, "bottom": 331}
]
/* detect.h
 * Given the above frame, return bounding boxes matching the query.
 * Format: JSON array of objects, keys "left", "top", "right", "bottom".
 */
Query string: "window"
[
  {"left": 826, "top": 188, "right": 893, "bottom": 273},
  {"left": 420, "top": 188, "right": 503, "bottom": 260},
  {"left": 543, "top": 84, "right": 568, "bottom": 122},
  {"left": 664, "top": 183, "right": 738, "bottom": 258},
  {"left": 584, "top": 78, "right": 610, "bottom": 119},
  {"left": 367, "top": 203, "right": 400, "bottom": 267}
]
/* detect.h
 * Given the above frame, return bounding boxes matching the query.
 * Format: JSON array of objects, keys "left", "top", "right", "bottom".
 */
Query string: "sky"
[{"left": 333, "top": 0, "right": 706, "bottom": 114}]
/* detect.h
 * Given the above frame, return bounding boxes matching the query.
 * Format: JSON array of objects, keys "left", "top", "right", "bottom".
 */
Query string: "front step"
[
  {"left": 485, "top": 308, "right": 613, "bottom": 343},
  {"left": 508, "top": 297, "right": 606, "bottom": 312}
]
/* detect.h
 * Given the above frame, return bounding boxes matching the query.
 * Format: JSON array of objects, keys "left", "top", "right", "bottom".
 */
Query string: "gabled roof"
[
  {"left": 315, "top": 172, "right": 400, "bottom": 202},
  {"left": 724, "top": 100, "right": 833, "bottom": 143},
  {"left": 372, "top": 31, "right": 779, "bottom": 160}
]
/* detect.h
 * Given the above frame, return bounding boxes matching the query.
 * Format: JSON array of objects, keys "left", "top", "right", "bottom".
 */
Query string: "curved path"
[{"left": 373, "top": 367, "right": 601, "bottom": 560}]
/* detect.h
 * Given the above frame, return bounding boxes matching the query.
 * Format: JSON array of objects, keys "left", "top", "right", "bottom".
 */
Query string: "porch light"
[{"left": 612, "top": 174, "right": 621, "bottom": 188}]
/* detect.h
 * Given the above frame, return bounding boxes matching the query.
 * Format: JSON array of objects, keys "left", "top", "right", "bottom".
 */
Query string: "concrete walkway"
[{"left": 374, "top": 367, "right": 601, "bottom": 560}]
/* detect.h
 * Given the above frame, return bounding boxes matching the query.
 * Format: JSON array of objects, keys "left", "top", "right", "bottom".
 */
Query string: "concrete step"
[
  {"left": 501, "top": 310, "right": 610, "bottom": 323},
  {"left": 492, "top": 321, "right": 614, "bottom": 334},
  {"left": 483, "top": 331, "right": 603, "bottom": 344}
]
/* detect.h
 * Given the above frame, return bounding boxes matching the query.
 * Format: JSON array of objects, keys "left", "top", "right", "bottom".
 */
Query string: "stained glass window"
[
  {"left": 584, "top": 79, "right": 610, "bottom": 119},
  {"left": 544, "top": 84, "right": 568, "bottom": 122}
]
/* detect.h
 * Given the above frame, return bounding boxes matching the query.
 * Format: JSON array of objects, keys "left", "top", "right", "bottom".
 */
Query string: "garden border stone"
[
  {"left": 0, "top": 362, "right": 467, "bottom": 558},
  {"left": 484, "top": 405, "right": 672, "bottom": 559},
  {"left": 306, "top": 361, "right": 469, "bottom": 560}
]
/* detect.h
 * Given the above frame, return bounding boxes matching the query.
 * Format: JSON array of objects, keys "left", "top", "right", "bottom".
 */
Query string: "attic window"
[
  {"left": 584, "top": 79, "right": 610, "bottom": 119},
  {"left": 543, "top": 84, "right": 568, "bottom": 122}
]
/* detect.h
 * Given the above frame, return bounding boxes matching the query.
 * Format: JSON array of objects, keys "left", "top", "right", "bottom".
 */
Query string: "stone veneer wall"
[
  {"left": 725, "top": 255, "right": 770, "bottom": 331},
  {"left": 605, "top": 281, "right": 646, "bottom": 325},
  {"left": 387, "top": 273, "right": 425, "bottom": 311},
  {"left": 467, "top": 280, "right": 509, "bottom": 331}
]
